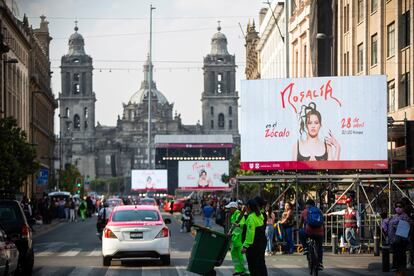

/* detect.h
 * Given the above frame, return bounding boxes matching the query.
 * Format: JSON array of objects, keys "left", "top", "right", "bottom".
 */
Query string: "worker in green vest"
[
  {"left": 241, "top": 199, "right": 267, "bottom": 276},
  {"left": 226, "top": 201, "right": 249, "bottom": 276}
]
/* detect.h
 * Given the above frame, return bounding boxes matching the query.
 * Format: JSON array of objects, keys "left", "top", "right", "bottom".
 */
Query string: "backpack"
[{"left": 307, "top": 207, "right": 324, "bottom": 228}]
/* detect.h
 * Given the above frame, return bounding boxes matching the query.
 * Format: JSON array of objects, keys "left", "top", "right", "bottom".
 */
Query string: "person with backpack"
[
  {"left": 327, "top": 197, "right": 361, "bottom": 253},
  {"left": 299, "top": 199, "right": 324, "bottom": 270},
  {"left": 97, "top": 201, "right": 112, "bottom": 239}
]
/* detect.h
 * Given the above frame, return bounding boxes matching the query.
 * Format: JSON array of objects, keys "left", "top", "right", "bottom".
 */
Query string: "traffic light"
[{"left": 76, "top": 178, "right": 82, "bottom": 194}]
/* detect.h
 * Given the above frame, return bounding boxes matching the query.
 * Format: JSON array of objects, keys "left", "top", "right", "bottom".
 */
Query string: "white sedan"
[{"left": 102, "top": 205, "right": 171, "bottom": 266}]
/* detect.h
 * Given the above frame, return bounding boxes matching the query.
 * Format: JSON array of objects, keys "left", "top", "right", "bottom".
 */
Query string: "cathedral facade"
[{"left": 58, "top": 24, "right": 239, "bottom": 191}]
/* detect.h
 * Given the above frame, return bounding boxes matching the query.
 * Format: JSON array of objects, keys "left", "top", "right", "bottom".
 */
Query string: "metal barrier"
[{"left": 322, "top": 214, "right": 382, "bottom": 252}]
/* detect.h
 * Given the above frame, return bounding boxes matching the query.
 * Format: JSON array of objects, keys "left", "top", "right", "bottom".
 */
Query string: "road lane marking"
[
  {"left": 87, "top": 248, "right": 102, "bottom": 256},
  {"left": 59, "top": 248, "right": 82, "bottom": 256},
  {"left": 68, "top": 267, "right": 94, "bottom": 275}
]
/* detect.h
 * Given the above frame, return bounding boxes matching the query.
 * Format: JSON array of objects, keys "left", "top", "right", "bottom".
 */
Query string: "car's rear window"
[
  {"left": 0, "top": 206, "right": 19, "bottom": 221},
  {"left": 112, "top": 210, "right": 160, "bottom": 222}
]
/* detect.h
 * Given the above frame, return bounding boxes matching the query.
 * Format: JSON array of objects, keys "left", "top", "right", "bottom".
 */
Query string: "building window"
[
  {"left": 357, "top": 43, "right": 363, "bottom": 73},
  {"left": 84, "top": 107, "right": 88, "bottom": 118},
  {"left": 74, "top": 114, "right": 80, "bottom": 130},
  {"left": 210, "top": 106, "right": 214, "bottom": 116},
  {"left": 344, "top": 4, "right": 349, "bottom": 32},
  {"left": 65, "top": 107, "right": 70, "bottom": 117},
  {"left": 229, "top": 120, "right": 232, "bottom": 129},
  {"left": 218, "top": 113, "right": 225, "bottom": 128},
  {"left": 229, "top": 106, "right": 232, "bottom": 116},
  {"left": 217, "top": 73, "right": 222, "bottom": 82},
  {"left": 73, "top": 83, "right": 80, "bottom": 94},
  {"left": 303, "top": 45, "right": 307, "bottom": 77},
  {"left": 371, "top": 0, "right": 377, "bottom": 13},
  {"left": 371, "top": 34, "right": 378, "bottom": 66},
  {"left": 73, "top": 73, "right": 79, "bottom": 81},
  {"left": 211, "top": 120, "right": 214, "bottom": 129},
  {"left": 217, "top": 83, "right": 222, "bottom": 93},
  {"left": 399, "top": 73, "right": 410, "bottom": 109},
  {"left": 358, "top": 0, "right": 364, "bottom": 23},
  {"left": 387, "top": 22, "right": 395, "bottom": 57},
  {"left": 402, "top": 11, "right": 410, "bottom": 48},
  {"left": 344, "top": 51, "right": 349, "bottom": 76},
  {"left": 388, "top": 80, "right": 395, "bottom": 112}
]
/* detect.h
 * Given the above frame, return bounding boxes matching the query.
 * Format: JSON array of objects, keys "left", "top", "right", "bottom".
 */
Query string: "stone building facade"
[
  {"left": 59, "top": 24, "right": 239, "bottom": 189},
  {"left": 29, "top": 15, "right": 57, "bottom": 197}
]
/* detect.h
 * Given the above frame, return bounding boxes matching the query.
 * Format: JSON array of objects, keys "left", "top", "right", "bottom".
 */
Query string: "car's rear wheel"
[
  {"left": 103, "top": 256, "right": 112, "bottom": 266},
  {"left": 160, "top": 254, "right": 170, "bottom": 266}
]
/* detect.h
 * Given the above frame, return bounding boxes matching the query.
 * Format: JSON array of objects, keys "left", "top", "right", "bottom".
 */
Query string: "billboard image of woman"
[{"left": 292, "top": 102, "right": 341, "bottom": 161}]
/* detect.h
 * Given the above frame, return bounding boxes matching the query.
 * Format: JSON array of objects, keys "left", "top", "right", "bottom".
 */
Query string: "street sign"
[{"left": 36, "top": 169, "right": 49, "bottom": 185}]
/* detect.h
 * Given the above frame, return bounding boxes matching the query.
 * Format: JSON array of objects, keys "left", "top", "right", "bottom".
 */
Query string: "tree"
[
  {"left": 60, "top": 164, "right": 81, "bottom": 193},
  {"left": 0, "top": 117, "right": 39, "bottom": 191}
]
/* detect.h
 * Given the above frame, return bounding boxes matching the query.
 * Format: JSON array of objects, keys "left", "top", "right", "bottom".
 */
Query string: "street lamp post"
[
  {"left": 58, "top": 114, "right": 68, "bottom": 190},
  {"left": 147, "top": 4, "right": 155, "bottom": 169}
]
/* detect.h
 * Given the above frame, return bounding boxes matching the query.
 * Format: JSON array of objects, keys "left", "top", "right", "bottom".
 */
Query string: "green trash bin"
[{"left": 187, "top": 224, "right": 230, "bottom": 275}]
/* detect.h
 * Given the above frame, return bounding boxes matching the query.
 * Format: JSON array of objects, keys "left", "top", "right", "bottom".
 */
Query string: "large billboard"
[
  {"left": 178, "top": 161, "right": 229, "bottom": 190},
  {"left": 241, "top": 75, "right": 388, "bottom": 170},
  {"left": 131, "top": 170, "right": 167, "bottom": 190}
]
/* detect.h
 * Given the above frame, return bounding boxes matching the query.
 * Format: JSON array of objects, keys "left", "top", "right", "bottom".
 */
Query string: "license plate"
[{"left": 130, "top": 232, "right": 143, "bottom": 239}]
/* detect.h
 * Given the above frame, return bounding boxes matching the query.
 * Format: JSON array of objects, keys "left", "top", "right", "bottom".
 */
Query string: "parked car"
[
  {"left": 0, "top": 224, "right": 19, "bottom": 275},
  {"left": 102, "top": 205, "right": 171, "bottom": 266},
  {"left": 138, "top": 198, "right": 157, "bottom": 207},
  {"left": 0, "top": 200, "right": 34, "bottom": 275},
  {"left": 107, "top": 198, "right": 124, "bottom": 208}
]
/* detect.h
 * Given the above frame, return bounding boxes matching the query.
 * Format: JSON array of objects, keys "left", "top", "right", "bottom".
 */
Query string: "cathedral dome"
[
  {"left": 67, "top": 25, "right": 86, "bottom": 56},
  {"left": 210, "top": 23, "right": 229, "bottom": 55},
  {"left": 129, "top": 87, "right": 168, "bottom": 105}
]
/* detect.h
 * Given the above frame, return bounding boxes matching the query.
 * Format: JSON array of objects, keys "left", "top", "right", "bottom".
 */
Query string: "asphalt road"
[{"left": 32, "top": 212, "right": 394, "bottom": 275}]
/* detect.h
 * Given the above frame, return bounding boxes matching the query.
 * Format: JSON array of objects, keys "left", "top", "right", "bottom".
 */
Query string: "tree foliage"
[
  {"left": 0, "top": 117, "right": 39, "bottom": 191},
  {"left": 60, "top": 164, "right": 81, "bottom": 193}
]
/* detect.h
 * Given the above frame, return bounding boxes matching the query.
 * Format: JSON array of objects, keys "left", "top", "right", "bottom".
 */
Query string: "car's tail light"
[
  {"left": 155, "top": 227, "right": 169, "bottom": 238},
  {"left": 104, "top": 228, "right": 117, "bottom": 239},
  {"left": 21, "top": 224, "right": 29, "bottom": 239}
]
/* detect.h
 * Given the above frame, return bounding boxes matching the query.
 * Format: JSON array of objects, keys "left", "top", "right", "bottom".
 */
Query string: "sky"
[{"left": 15, "top": 0, "right": 261, "bottom": 130}]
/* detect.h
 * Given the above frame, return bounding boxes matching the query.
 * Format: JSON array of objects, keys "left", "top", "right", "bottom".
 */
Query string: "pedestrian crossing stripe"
[{"left": 59, "top": 248, "right": 82, "bottom": 256}]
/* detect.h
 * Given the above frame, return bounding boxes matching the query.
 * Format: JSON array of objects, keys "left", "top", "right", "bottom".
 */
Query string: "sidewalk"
[{"left": 32, "top": 219, "right": 64, "bottom": 238}]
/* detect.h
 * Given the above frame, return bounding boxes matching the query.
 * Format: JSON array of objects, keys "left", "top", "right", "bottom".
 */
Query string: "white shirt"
[{"left": 330, "top": 207, "right": 361, "bottom": 228}]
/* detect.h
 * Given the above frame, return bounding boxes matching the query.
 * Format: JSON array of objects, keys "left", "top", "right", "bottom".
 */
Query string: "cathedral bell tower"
[
  {"left": 201, "top": 22, "right": 239, "bottom": 140},
  {"left": 58, "top": 23, "right": 96, "bottom": 179}
]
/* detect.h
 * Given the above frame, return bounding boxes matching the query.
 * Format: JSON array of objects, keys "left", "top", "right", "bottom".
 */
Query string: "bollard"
[
  {"left": 382, "top": 245, "right": 390, "bottom": 272},
  {"left": 373, "top": 235, "right": 380, "bottom": 256},
  {"left": 332, "top": 234, "right": 338, "bottom": 254}
]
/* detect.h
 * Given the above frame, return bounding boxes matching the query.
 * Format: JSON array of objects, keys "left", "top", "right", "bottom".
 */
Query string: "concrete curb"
[{"left": 32, "top": 220, "right": 64, "bottom": 238}]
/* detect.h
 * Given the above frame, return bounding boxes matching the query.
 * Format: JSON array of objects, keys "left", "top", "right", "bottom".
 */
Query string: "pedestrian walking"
[
  {"left": 69, "top": 198, "right": 76, "bottom": 222},
  {"left": 79, "top": 198, "right": 87, "bottom": 221},
  {"left": 327, "top": 197, "right": 361, "bottom": 253},
  {"left": 265, "top": 205, "right": 276, "bottom": 256},
  {"left": 241, "top": 199, "right": 267, "bottom": 276},
  {"left": 382, "top": 201, "right": 413, "bottom": 276},
  {"left": 202, "top": 201, "right": 214, "bottom": 228},
  {"left": 227, "top": 201, "right": 249, "bottom": 276},
  {"left": 169, "top": 200, "right": 174, "bottom": 215},
  {"left": 64, "top": 198, "right": 70, "bottom": 221}
]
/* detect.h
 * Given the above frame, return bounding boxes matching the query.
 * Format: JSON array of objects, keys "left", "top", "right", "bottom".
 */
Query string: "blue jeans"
[
  {"left": 204, "top": 217, "right": 211, "bottom": 228},
  {"left": 284, "top": 226, "right": 294, "bottom": 253},
  {"left": 299, "top": 228, "right": 323, "bottom": 264},
  {"left": 265, "top": 224, "right": 274, "bottom": 252},
  {"left": 345, "top": 228, "right": 359, "bottom": 251}
]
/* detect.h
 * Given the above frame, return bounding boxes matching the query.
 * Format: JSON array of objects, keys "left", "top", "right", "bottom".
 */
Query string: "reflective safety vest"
[{"left": 344, "top": 209, "right": 357, "bottom": 228}]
